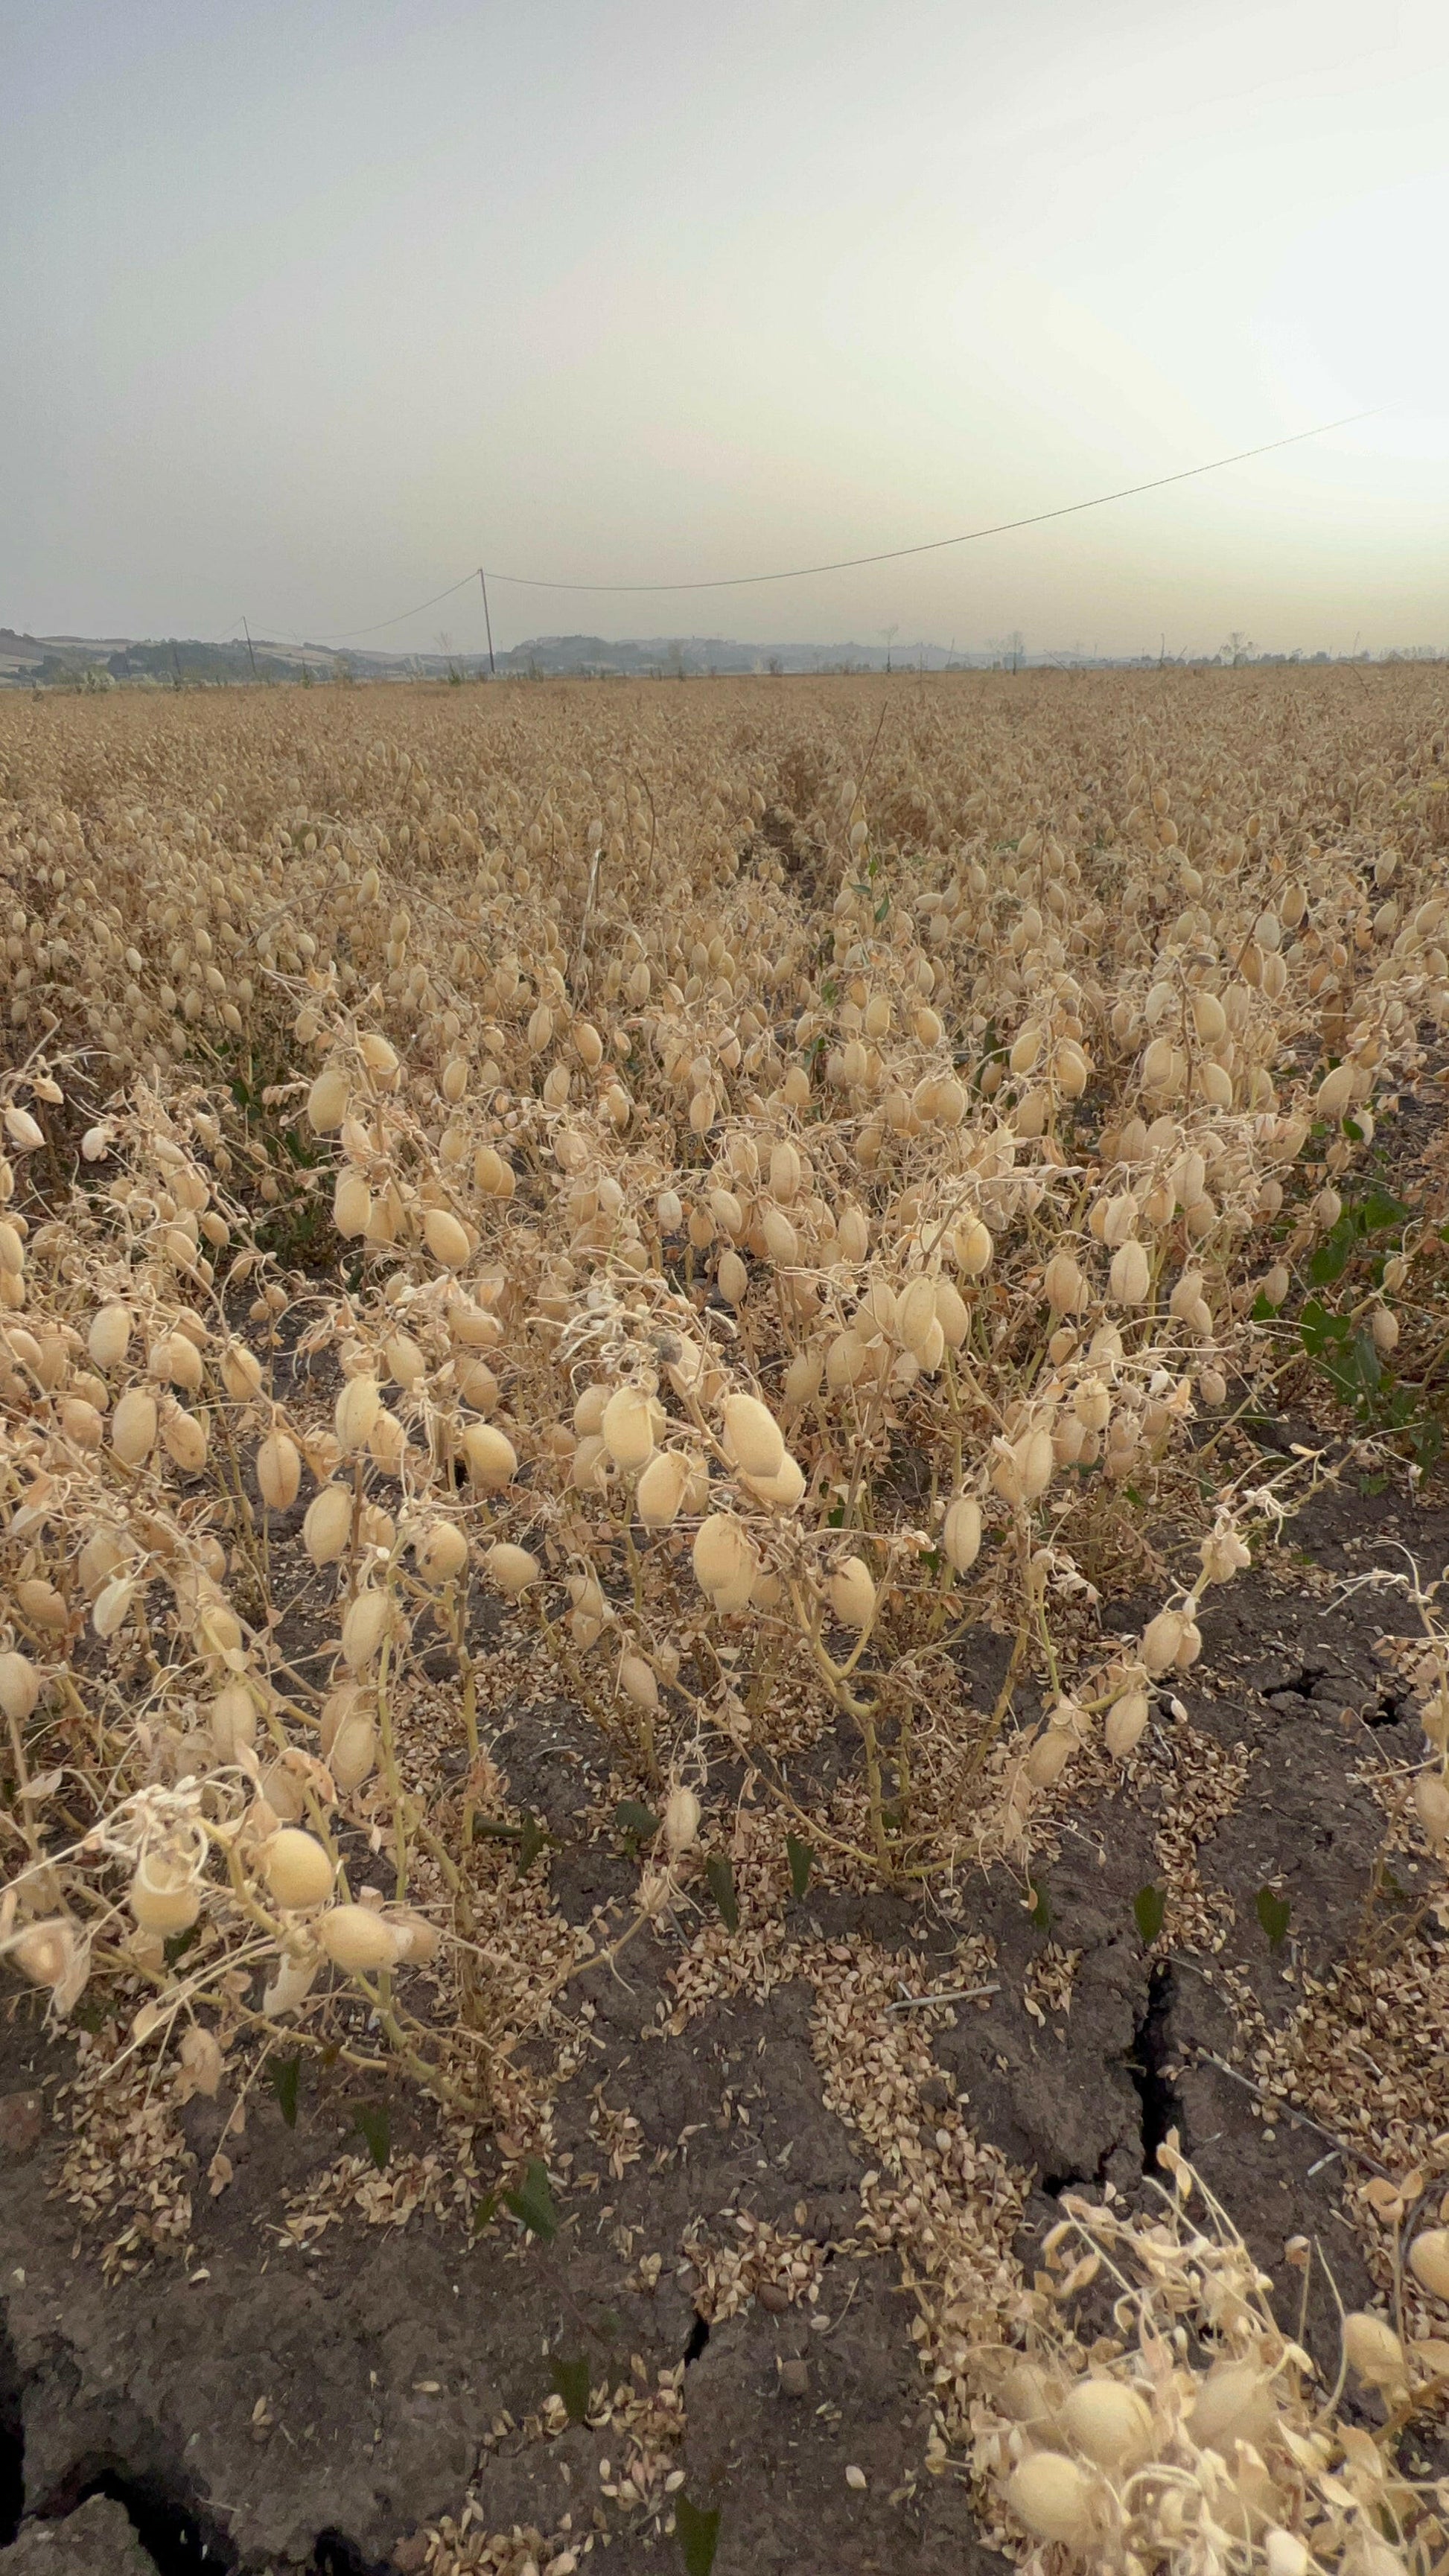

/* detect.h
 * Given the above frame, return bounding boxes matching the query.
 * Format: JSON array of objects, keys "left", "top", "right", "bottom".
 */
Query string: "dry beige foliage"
[{"left": 2, "top": 671, "right": 1448, "bottom": 2567}]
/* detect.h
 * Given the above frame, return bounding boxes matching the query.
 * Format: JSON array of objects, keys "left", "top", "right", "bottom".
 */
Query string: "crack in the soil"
[
  {"left": 313, "top": 2531, "right": 396, "bottom": 2576},
  {"left": 42, "top": 2461, "right": 238, "bottom": 2574},
  {"left": 683, "top": 2312, "right": 712, "bottom": 2365},
  {"left": 1042, "top": 2169, "right": 1096, "bottom": 2198},
  {"left": 0, "top": 2311, "right": 23, "bottom": 2546},
  {"left": 1127, "top": 1964, "right": 1184, "bottom": 2175},
  {"left": 1266, "top": 1665, "right": 1329, "bottom": 1700}
]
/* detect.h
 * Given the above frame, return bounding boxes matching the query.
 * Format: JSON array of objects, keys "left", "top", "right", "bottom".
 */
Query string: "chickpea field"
[{"left": 0, "top": 669, "right": 1447, "bottom": 2576}]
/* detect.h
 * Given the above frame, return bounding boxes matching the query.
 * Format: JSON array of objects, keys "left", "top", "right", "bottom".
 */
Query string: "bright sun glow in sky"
[{"left": 4, "top": 0, "right": 1447, "bottom": 656}]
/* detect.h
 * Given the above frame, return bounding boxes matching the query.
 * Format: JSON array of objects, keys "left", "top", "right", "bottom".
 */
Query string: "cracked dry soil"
[{"left": 0, "top": 1482, "right": 1443, "bottom": 2576}]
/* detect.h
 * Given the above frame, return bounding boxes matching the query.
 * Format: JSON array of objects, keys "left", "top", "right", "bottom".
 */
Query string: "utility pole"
[
  {"left": 242, "top": 617, "right": 258, "bottom": 682},
  {"left": 478, "top": 569, "right": 496, "bottom": 677}
]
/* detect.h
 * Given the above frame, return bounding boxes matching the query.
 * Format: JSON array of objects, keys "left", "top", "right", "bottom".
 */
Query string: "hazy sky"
[{"left": 4, "top": 0, "right": 1447, "bottom": 657}]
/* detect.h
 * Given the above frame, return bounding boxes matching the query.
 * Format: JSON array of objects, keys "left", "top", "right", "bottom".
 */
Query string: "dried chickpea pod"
[
  {"left": 341, "top": 1587, "right": 390, "bottom": 1670},
  {"left": 210, "top": 1682, "right": 258, "bottom": 1762},
  {"left": 828, "top": 1555, "right": 876, "bottom": 1630},
  {"left": 572, "top": 1434, "right": 609, "bottom": 1494},
  {"left": 256, "top": 1430, "right": 302, "bottom": 1511},
  {"left": 423, "top": 1206, "right": 470, "bottom": 1269},
  {"left": 462, "top": 1422, "right": 517, "bottom": 1488},
  {"left": 415, "top": 1521, "right": 468, "bottom": 1587},
  {"left": 943, "top": 1494, "right": 982, "bottom": 1572},
  {"left": 485, "top": 1542, "right": 540, "bottom": 1595},
  {"left": 153, "top": 1330, "right": 204, "bottom": 1394},
  {"left": 692, "top": 1513, "right": 755, "bottom": 1605},
  {"left": 663, "top": 1785, "right": 700, "bottom": 1854},
  {"left": 130, "top": 1847, "right": 202, "bottom": 1936},
  {"left": 1341, "top": 2312, "right": 1406, "bottom": 2388},
  {"left": 722, "top": 1392, "right": 784, "bottom": 1480},
  {"left": 335, "top": 1374, "right": 380, "bottom": 1452},
  {"left": 1141, "top": 1609, "right": 1185, "bottom": 1675},
  {"left": 304, "top": 1485, "right": 354, "bottom": 1566},
  {"left": 334, "top": 1170, "right": 372, "bottom": 1237},
  {"left": 1413, "top": 1771, "right": 1449, "bottom": 1849},
  {"left": 783, "top": 1347, "right": 824, "bottom": 1405},
  {"left": 111, "top": 1387, "right": 158, "bottom": 1464},
  {"left": 1109, "top": 1238, "right": 1150, "bottom": 1304},
  {"left": 618, "top": 1653, "right": 658, "bottom": 1711},
  {"left": 221, "top": 1340, "right": 264, "bottom": 1401},
  {"left": 0, "top": 1653, "right": 41, "bottom": 1723},
  {"left": 12, "top": 1919, "right": 80, "bottom": 1993},
  {"left": 1199, "top": 1524, "right": 1249, "bottom": 1584},
  {"left": 747, "top": 1450, "right": 805, "bottom": 1509},
  {"left": 601, "top": 1385, "right": 655, "bottom": 1471},
  {"left": 318, "top": 1904, "right": 401, "bottom": 1972},
  {"left": 1005, "top": 2454, "right": 1098, "bottom": 2547},
  {"left": 262, "top": 1829, "right": 334, "bottom": 1910},
  {"left": 952, "top": 1214, "right": 993, "bottom": 1275},
  {"left": 307, "top": 1066, "right": 351, "bottom": 1132},
  {"left": 449, "top": 1298, "right": 501, "bottom": 1351},
  {"left": 179, "top": 2027, "right": 223, "bottom": 2097},
  {"left": 1105, "top": 1686, "right": 1150, "bottom": 1759},
  {"left": 1043, "top": 1252, "right": 1087, "bottom": 1316},
  {"left": 1058, "top": 2375, "right": 1153, "bottom": 2468},
  {"left": 636, "top": 1448, "right": 691, "bottom": 1527},
  {"left": 1407, "top": 2228, "right": 1449, "bottom": 2299}
]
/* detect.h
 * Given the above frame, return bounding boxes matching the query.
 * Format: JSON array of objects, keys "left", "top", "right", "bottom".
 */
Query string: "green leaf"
[
  {"left": 1357, "top": 1186, "right": 1410, "bottom": 1233},
  {"left": 269, "top": 2054, "right": 300, "bottom": 2129},
  {"left": 921, "top": 1547, "right": 943, "bottom": 1576},
  {"left": 615, "top": 1799, "right": 660, "bottom": 1845},
  {"left": 503, "top": 2158, "right": 559, "bottom": 2242},
  {"left": 1255, "top": 1886, "right": 1291, "bottom": 1951},
  {"left": 1250, "top": 1291, "right": 1280, "bottom": 1324},
  {"left": 1307, "top": 1226, "right": 1354, "bottom": 1287},
  {"left": 1028, "top": 1881, "right": 1052, "bottom": 1933},
  {"left": 1411, "top": 1415, "right": 1444, "bottom": 1474},
  {"left": 675, "top": 2492, "right": 722, "bottom": 2576},
  {"left": 550, "top": 2353, "right": 591, "bottom": 2423},
  {"left": 1348, "top": 1330, "right": 1382, "bottom": 1398},
  {"left": 704, "top": 1852, "right": 739, "bottom": 1933},
  {"left": 786, "top": 1833, "right": 814, "bottom": 1901},
  {"left": 471, "top": 2190, "right": 498, "bottom": 2235},
  {"left": 353, "top": 2102, "right": 391, "bottom": 2171},
  {"left": 1299, "top": 1296, "right": 1350, "bottom": 1358},
  {"left": 515, "top": 1811, "right": 547, "bottom": 1873},
  {"left": 1133, "top": 1884, "right": 1166, "bottom": 1945},
  {"left": 472, "top": 1815, "right": 524, "bottom": 1841},
  {"left": 163, "top": 1922, "right": 202, "bottom": 1969}
]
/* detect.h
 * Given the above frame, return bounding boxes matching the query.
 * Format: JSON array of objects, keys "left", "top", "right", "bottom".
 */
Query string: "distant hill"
[
  {"left": 0, "top": 625, "right": 1421, "bottom": 686},
  {"left": 0, "top": 628, "right": 987, "bottom": 686}
]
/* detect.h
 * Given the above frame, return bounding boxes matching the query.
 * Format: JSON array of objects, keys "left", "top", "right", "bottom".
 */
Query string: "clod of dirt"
[
  {"left": 0, "top": 2495, "right": 159, "bottom": 2575},
  {"left": 0, "top": 2101, "right": 42, "bottom": 2166}
]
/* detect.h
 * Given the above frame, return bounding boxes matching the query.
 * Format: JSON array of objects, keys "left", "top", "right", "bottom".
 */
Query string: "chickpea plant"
[{"left": 1, "top": 676, "right": 1448, "bottom": 2570}]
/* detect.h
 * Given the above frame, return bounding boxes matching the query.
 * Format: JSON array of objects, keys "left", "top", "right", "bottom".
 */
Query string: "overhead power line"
[
  {"left": 322, "top": 570, "right": 491, "bottom": 641},
  {"left": 297, "top": 409, "right": 1370, "bottom": 643},
  {"left": 483, "top": 412, "right": 1373, "bottom": 596}
]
